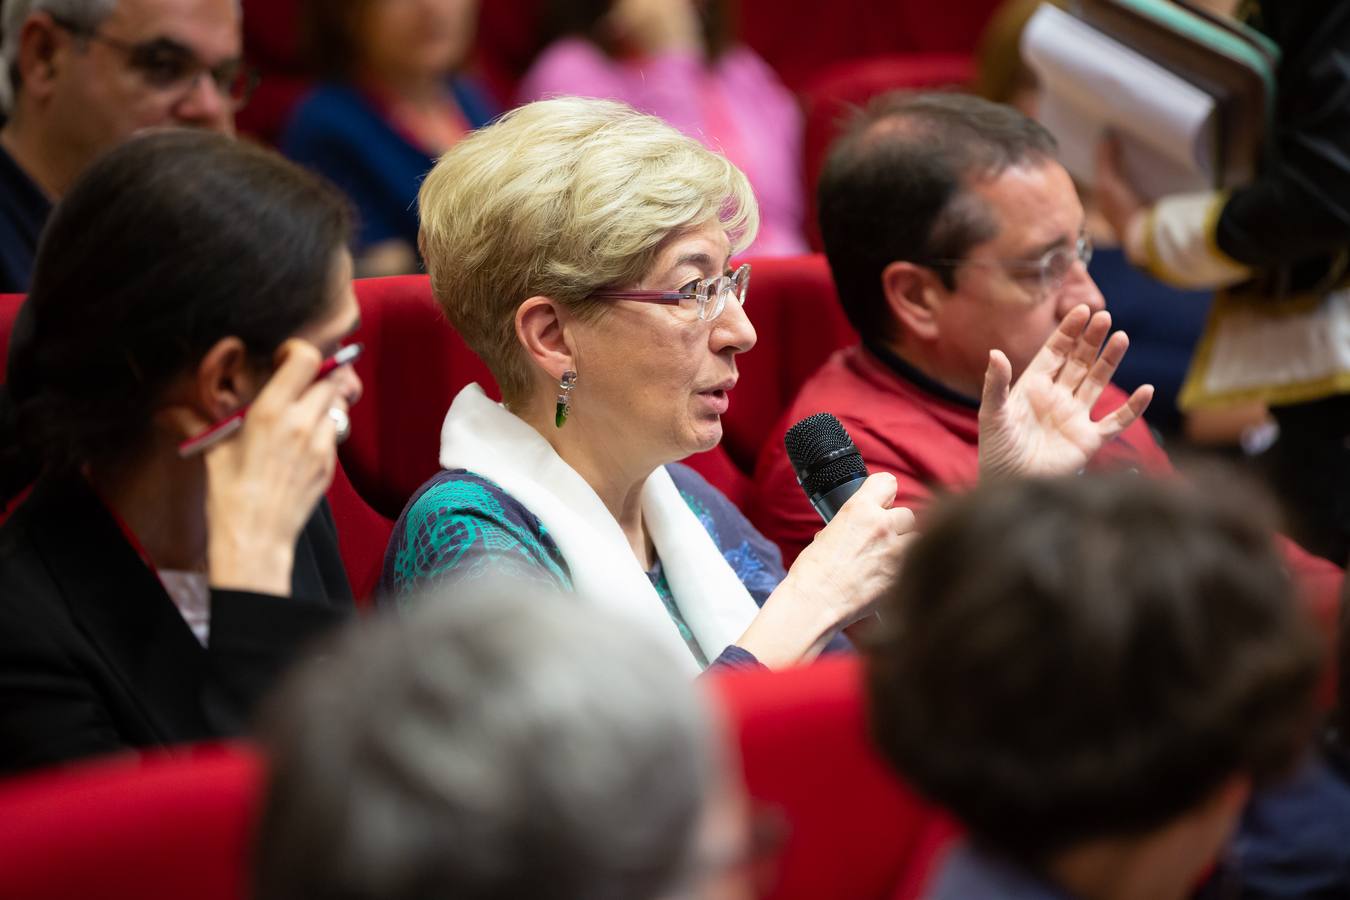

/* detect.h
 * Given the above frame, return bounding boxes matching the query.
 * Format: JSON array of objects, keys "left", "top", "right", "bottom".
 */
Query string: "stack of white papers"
[{"left": 1021, "top": 3, "right": 1220, "bottom": 200}]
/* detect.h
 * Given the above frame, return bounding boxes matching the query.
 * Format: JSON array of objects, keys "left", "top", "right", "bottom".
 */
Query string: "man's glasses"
[
  {"left": 925, "top": 233, "right": 1094, "bottom": 301},
  {"left": 592, "top": 263, "right": 751, "bottom": 322},
  {"left": 49, "top": 14, "right": 259, "bottom": 110}
]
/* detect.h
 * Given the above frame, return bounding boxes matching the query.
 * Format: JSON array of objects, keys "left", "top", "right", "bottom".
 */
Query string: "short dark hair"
[
  {"left": 816, "top": 92, "right": 1057, "bottom": 341},
  {"left": 866, "top": 474, "right": 1322, "bottom": 865},
  {"left": 0, "top": 130, "right": 351, "bottom": 502}
]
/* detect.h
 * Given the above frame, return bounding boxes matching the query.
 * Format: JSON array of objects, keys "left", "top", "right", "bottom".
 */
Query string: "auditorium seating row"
[
  {"left": 328, "top": 254, "right": 861, "bottom": 599},
  {"left": 238, "top": 0, "right": 997, "bottom": 145},
  {"left": 0, "top": 255, "right": 853, "bottom": 596},
  {"left": 0, "top": 259, "right": 962, "bottom": 897},
  {"left": 235, "top": 1, "right": 981, "bottom": 252},
  {"left": 0, "top": 655, "right": 957, "bottom": 900}
]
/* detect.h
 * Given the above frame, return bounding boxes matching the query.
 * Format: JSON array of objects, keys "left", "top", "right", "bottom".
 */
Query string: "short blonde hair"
[{"left": 418, "top": 97, "right": 759, "bottom": 403}]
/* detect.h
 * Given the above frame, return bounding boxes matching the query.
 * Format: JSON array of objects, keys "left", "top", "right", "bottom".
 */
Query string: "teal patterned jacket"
[{"left": 380, "top": 464, "right": 798, "bottom": 668}]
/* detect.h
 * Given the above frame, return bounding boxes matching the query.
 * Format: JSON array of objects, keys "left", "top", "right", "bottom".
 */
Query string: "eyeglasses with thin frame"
[
  {"left": 924, "top": 233, "right": 1094, "bottom": 302},
  {"left": 48, "top": 13, "right": 260, "bottom": 111},
  {"left": 592, "top": 263, "right": 752, "bottom": 322}
]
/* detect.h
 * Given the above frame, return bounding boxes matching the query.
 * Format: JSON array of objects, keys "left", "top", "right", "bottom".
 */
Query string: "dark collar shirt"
[{"left": 0, "top": 137, "right": 51, "bottom": 294}]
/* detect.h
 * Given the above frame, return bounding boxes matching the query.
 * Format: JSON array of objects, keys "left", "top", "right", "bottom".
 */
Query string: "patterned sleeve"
[{"left": 379, "top": 471, "right": 572, "bottom": 605}]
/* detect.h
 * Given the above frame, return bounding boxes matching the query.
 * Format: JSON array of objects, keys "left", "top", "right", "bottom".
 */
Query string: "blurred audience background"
[
  {"left": 518, "top": 0, "right": 806, "bottom": 258},
  {"left": 3, "top": 2, "right": 1350, "bottom": 899},
  {"left": 281, "top": 0, "right": 496, "bottom": 277}
]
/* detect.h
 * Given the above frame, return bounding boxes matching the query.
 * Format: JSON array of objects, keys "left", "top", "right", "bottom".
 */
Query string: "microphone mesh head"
[{"left": 784, "top": 412, "right": 867, "bottom": 498}]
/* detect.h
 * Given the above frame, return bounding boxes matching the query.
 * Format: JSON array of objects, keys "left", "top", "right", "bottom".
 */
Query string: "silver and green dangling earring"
[{"left": 555, "top": 370, "right": 577, "bottom": 428}]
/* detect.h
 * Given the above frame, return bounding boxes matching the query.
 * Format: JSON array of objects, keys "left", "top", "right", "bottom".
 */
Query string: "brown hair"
[
  {"left": 817, "top": 91, "right": 1057, "bottom": 342},
  {"left": 866, "top": 473, "right": 1322, "bottom": 865}
]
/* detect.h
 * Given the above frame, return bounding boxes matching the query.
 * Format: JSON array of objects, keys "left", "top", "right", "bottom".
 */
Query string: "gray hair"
[
  {"left": 0, "top": 0, "right": 240, "bottom": 112},
  {"left": 254, "top": 586, "right": 718, "bottom": 900},
  {"left": 1, "top": 0, "right": 116, "bottom": 111}
]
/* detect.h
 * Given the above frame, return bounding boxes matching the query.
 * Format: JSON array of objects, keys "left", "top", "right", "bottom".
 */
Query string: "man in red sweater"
[{"left": 750, "top": 93, "right": 1341, "bottom": 624}]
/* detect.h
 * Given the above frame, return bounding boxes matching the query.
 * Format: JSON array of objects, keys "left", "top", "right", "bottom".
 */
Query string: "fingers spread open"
[
  {"left": 1075, "top": 328, "right": 1129, "bottom": 410},
  {"left": 1094, "top": 383, "right": 1154, "bottom": 441},
  {"left": 1024, "top": 304, "right": 1091, "bottom": 380},
  {"left": 981, "top": 349, "right": 1014, "bottom": 416},
  {"left": 1057, "top": 309, "right": 1111, "bottom": 393}
]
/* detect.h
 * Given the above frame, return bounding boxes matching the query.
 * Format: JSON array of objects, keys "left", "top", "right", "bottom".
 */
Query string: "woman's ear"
[
  {"left": 515, "top": 296, "right": 576, "bottom": 381},
  {"left": 194, "top": 336, "right": 260, "bottom": 422},
  {"left": 882, "top": 260, "right": 946, "bottom": 343},
  {"left": 153, "top": 337, "right": 258, "bottom": 441}
]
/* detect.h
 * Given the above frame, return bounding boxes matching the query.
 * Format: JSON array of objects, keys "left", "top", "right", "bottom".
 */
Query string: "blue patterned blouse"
[{"left": 380, "top": 464, "right": 791, "bottom": 669}]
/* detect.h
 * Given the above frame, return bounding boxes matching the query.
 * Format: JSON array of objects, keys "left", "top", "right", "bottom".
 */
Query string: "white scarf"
[{"left": 438, "top": 384, "right": 761, "bottom": 675}]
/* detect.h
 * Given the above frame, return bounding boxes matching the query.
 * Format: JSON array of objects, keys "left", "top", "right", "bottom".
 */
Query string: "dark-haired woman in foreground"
[{"left": 0, "top": 131, "right": 362, "bottom": 776}]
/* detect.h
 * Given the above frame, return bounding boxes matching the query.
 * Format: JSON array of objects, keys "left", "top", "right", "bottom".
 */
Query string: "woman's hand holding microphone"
[{"left": 738, "top": 473, "right": 915, "bottom": 668}]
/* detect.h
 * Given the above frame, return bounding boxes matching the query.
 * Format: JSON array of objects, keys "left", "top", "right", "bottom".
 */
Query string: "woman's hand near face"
[
  {"left": 204, "top": 340, "right": 347, "bottom": 596},
  {"left": 736, "top": 473, "right": 915, "bottom": 668}
]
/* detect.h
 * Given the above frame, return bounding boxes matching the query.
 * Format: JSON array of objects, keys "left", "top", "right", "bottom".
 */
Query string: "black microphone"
[{"left": 784, "top": 413, "right": 869, "bottom": 524}]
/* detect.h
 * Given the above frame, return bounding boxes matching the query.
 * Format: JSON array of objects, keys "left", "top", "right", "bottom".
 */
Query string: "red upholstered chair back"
[
  {"left": 0, "top": 663, "right": 955, "bottom": 900},
  {"left": 711, "top": 656, "right": 958, "bottom": 900},
  {"left": 723, "top": 255, "right": 857, "bottom": 475},
  {"left": 344, "top": 276, "right": 499, "bottom": 519},
  {"left": 800, "top": 54, "right": 974, "bottom": 252},
  {"left": 0, "top": 744, "right": 264, "bottom": 900},
  {"left": 739, "top": 0, "right": 1001, "bottom": 91},
  {"left": 0, "top": 294, "right": 28, "bottom": 523},
  {"left": 236, "top": 0, "right": 313, "bottom": 145},
  {"left": 0, "top": 293, "right": 22, "bottom": 371}
]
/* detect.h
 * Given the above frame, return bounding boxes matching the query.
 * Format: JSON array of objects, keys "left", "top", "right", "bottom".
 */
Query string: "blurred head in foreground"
[
  {"left": 254, "top": 588, "right": 753, "bottom": 900},
  {"left": 867, "top": 473, "right": 1322, "bottom": 900}
]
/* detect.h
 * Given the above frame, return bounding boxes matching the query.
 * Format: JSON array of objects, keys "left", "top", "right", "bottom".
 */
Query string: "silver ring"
[{"left": 328, "top": 406, "right": 351, "bottom": 444}]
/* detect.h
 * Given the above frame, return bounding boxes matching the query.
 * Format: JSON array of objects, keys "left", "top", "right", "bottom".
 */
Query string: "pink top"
[{"left": 518, "top": 37, "right": 807, "bottom": 257}]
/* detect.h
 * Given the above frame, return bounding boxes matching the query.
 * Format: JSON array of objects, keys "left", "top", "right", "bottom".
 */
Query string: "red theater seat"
[
  {"left": 0, "top": 293, "right": 22, "bottom": 371},
  {"left": 0, "top": 743, "right": 263, "bottom": 900},
  {"left": 344, "top": 276, "right": 499, "bottom": 520},
  {"left": 0, "top": 294, "right": 28, "bottom": 523},
  {"left": 710, "top": 655, "right": 958, "bottom": 900},
  {"left": 237, "top": 0, "right": 312, "bottom": 145},
  {"left": 722, "top": 255, "right": 857, "bottom": 475},
  {"left": 739, "top": 0, "right": 1000, "bottom": 91},
  {"left": 0, "top": 661, "right": 955, "bottom": 900},
  {"left": 800, "top": 54, "right": 975, "bottom": 251},
  {"left": 0, "top": 280, "right": 860, "bottom": 608}
]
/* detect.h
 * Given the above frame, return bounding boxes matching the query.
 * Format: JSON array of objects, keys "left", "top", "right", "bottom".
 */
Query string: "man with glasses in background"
[
  {"left": 0, "top": 0, "right": 253, "bottom": 292},
  {"left": 751, "top": 94, "right": 1339, "bottom": 597},
  {"left": 752, "top": 92, "right": 1171, "bottom": 562}
]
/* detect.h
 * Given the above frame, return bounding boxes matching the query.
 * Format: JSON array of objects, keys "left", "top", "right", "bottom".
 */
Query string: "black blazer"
[{"left": 0, "top": 476, "right": 353, "bottom": 776}]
